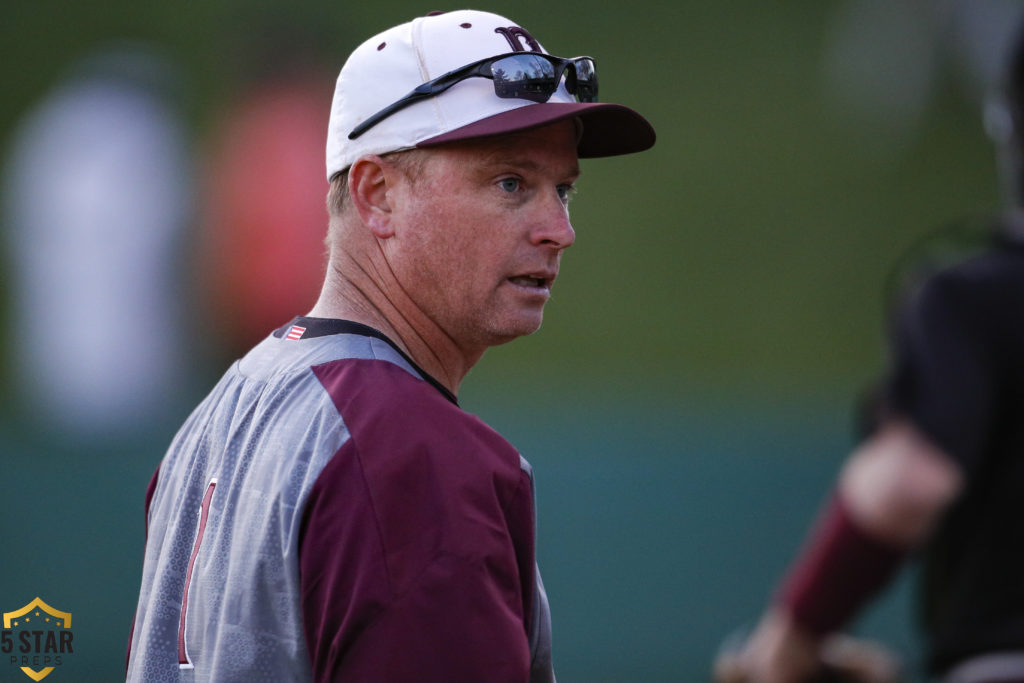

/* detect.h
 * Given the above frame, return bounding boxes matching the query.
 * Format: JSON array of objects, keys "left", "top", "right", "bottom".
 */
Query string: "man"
[
  {"left": 126, "top": 10, "right": 655, "bottom": 682},
  {"left": 715, "top": 18, "right": 1024, "bottom": 683}
]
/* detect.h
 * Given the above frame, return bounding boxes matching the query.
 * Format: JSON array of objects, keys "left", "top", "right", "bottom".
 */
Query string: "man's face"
[{"left": 387, "top": 120, "right": 580, "bottom": 352}]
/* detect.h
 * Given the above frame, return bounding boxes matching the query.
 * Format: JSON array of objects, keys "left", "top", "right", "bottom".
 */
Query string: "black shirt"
[{"left": 878, "top": 232, "right": 1024, "bottom": 674}]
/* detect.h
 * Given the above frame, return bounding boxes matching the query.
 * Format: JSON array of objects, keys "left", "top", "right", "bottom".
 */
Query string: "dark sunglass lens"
[
  {"left": 490, "top": 54, "right": 557, "bottom": 103},
  {"left": 573, "top": 58, "right": 598, "bottom": 102}
]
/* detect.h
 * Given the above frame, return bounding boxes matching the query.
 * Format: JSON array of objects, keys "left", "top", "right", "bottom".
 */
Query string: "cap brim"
[{"left": 416, "top": 102, "right": 656, "bottom": 157}]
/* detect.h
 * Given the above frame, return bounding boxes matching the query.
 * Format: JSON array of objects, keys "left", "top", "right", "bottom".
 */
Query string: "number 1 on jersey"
[{"left": 179, "top": 479, "right": 217, "bottom": 669}]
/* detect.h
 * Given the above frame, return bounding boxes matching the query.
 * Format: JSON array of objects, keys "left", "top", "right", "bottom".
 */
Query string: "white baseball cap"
[{"left": 325, "top": 9, "right": 656, "bottom": 179}]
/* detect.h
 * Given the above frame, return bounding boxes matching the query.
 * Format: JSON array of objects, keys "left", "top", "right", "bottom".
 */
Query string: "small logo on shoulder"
[
  {"left": 285, "top": 325, "right": 306, "bottom": 341},
  {"left": 2, "top": 597, "right": 73, "bottom": 681}
]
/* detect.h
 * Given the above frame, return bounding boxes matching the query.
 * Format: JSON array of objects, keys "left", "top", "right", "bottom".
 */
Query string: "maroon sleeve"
[
  {"left": 300, "top": 359, "right": 535, "bottom": 682},
  {"left": 776, "top": 493, "right": 908, "bottom": 636},
  {"left": 127, "top": 465, "right": 162, "bottom": 674},
  {"left": 143, "top": 465, "right": 161, "bottom": 532}
]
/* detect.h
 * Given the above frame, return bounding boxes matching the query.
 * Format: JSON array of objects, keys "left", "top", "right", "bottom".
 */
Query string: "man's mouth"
[{"left": 508, "top": 275, "right": 549, "bottom": 289}]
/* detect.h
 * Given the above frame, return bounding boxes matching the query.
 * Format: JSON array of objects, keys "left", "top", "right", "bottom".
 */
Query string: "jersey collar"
[{"left": 274, "top": 317, "right": 458, "bottom": 405}]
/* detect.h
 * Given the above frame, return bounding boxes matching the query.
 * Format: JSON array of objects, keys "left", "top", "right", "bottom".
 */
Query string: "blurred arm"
[
  {"left": 718, "top": 419, "right": 963, "bottom": 683},
  {"left": 840, "top": 419, "right": 963, "bottom": 544}
]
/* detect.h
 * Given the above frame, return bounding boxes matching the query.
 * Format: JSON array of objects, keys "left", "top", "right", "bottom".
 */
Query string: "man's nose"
[{"left": 529, "top": 194, "right": 575, "bottom": 250}]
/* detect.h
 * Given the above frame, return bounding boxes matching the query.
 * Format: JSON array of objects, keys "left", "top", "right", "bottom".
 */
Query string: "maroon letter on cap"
[{"left": 494, "top": 26, "right": 541, "bottom": 52}]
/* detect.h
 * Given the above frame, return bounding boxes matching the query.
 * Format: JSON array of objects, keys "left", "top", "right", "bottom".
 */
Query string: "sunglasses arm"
[{"left": 348, "top": 64, "right": 489, "bottom": 140}]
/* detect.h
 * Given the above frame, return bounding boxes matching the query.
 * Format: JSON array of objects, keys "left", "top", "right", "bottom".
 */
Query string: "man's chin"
[{"left": 482, "top": 315, "right": 545, "bottom": 347}]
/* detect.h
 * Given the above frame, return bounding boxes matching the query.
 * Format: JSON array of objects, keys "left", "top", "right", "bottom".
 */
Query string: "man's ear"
[{"left": 349, "top": 155, "right": 398, "bottom": 239}]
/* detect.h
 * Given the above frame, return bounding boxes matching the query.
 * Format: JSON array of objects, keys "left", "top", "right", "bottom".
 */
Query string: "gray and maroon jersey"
[{"left": 127, "top": 318, "right": 554, "bottom": 682}]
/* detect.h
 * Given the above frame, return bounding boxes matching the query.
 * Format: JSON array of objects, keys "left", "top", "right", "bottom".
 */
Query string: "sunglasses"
[{"left": 348, "top": 52, "right": 598, "bottom": 140}]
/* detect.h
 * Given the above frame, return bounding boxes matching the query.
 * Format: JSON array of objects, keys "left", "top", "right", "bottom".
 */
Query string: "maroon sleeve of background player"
[
  {"left": 300, "top": 359, "right": 535, "bottom": 682},
  {"left": 776, "top": 493, "right": 908, "bottom": 636}
]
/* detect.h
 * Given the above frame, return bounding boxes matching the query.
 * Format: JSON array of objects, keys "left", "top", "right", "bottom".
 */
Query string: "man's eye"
[
  {"left": 557, "top": 184, "right": 576, "bottom": 202},
  {"left": 499, "top": 178, "right": 520, "bottom": 193}
]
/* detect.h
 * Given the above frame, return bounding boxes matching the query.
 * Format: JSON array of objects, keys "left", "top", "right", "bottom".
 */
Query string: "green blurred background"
[{"left": 1, "top": 1, "right": 1016, "bottom": 681}]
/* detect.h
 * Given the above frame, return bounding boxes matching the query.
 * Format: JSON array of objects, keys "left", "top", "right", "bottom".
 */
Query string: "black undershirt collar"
[{"left": 274, "top": 316, "right": 458, "bottom": 405}]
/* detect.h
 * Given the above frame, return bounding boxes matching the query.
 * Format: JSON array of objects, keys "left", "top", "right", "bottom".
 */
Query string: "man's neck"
[{"left": 308, "top": 262, "right": 483, "bottom": 397}]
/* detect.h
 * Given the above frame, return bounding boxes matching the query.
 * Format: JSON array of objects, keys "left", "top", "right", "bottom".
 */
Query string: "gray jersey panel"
[{"left": 129, "top": 333, "right": 396, "bottom": 682}]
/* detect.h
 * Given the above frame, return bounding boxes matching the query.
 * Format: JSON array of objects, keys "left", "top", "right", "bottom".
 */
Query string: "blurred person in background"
[
  {"left": 2, "top": 43, "right": 194, "bottom": 439},
  {"left": 715, "top": 17, "right": 1024, "bottom": 683},
  {"left": 197, "top": 18, "right": 335, "bottom": 358}
]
